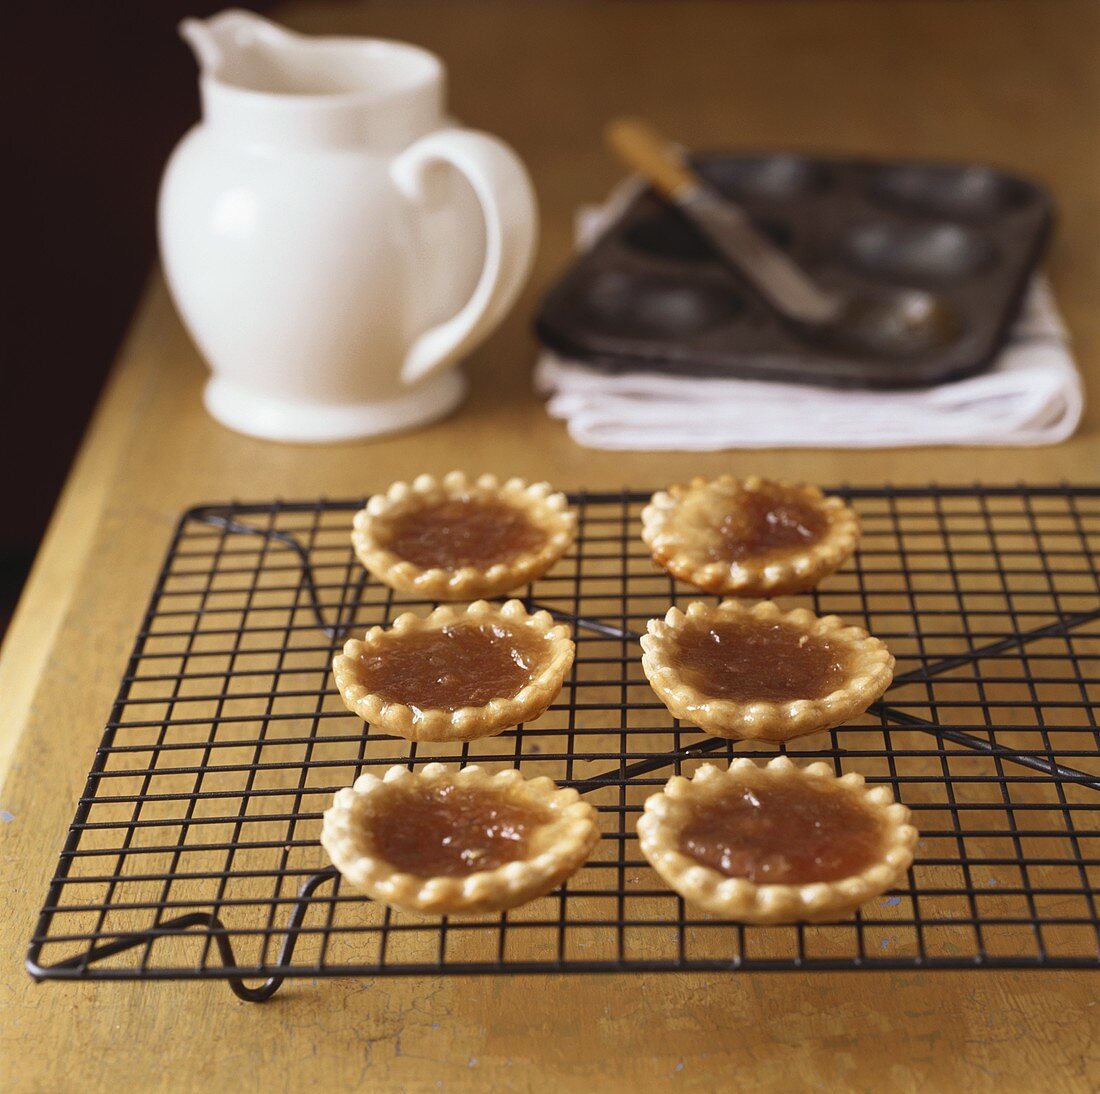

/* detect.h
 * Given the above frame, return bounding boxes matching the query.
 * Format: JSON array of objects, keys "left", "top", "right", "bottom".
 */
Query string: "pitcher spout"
[
  {"left": 176, "top": 9, "right": 444, "bottom": 149},
  {"left": 179, "top": 9, "right": 290, "bottom": 76}
]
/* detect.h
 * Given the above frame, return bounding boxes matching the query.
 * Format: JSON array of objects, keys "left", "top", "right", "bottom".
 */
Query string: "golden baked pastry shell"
[
  {"left": 641, "top": 475, "right": 860, "bottom": 597},
  {"left": 321, "top": 763, "right": 601, "bottom": 915},
  {"left": 333, "top": 599, "right": 575, "bottom": 742},
  {"left": 641, "top": 599, "right": 894, "bottom": 742},
  {"left": 636, "top": 756, "right": 918, "bottom": 923},
  {"left": 352, "top": 471, "right": 577, "bottom": 600}
]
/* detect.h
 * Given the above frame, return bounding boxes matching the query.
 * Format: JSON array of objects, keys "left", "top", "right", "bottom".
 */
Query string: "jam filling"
[
  {"left": 679, "top": 777, "right": 885, "bottom": 884},
  {"left": 671, "top": 618, "right": 847, "bottom": 703},
  {"left": 683, "top": 481, "right": 827, "bottom": 563},
  {"left": 371, "top": 783, "right": 549, "bottom": 877},
  {"left": 382, "top": 498, "right": 549, "bottom": 569},
  {"left": 718, "top": 485, "right": 826, "bottom": 560},
  {"left": 356, "top": 622, "right": 549, "bottom": 712}
]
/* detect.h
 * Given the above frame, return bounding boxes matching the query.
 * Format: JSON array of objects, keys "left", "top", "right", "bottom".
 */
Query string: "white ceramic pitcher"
[{"left": 158, "top": 9, "right": 537, "bottom": 442}]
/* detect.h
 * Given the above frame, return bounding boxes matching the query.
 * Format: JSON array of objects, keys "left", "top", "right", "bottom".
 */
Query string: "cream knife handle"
[
  {"left": 605, "top": 118, "right": 699, "bottom": 200},
  {"left": 606, "top": 117, "right": 841, "bottom": 325}
]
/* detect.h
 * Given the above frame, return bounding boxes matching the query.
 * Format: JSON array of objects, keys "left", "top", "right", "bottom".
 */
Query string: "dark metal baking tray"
[{"left": 536, "top": 154, "right": 1053, "bottom": 388}]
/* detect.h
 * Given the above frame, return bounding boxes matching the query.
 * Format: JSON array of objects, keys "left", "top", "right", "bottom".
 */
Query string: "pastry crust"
[
  {"left": 641, "top": 599, "right": 894, "bottom": 742},
  {"left": 352, "top": 471, "right": 577, "bottom": 600},
  {"left": 321, "top": 763, "right": 601, "bottom": 914},
  {"left": 637, "top": 756, "right": 918, "bottom": 923},
  {"left": 641, "top": 475, "right": 860, "bottom": 597},
  {"left": 333, "top": 599, "right": 575, "bottom": 742}
]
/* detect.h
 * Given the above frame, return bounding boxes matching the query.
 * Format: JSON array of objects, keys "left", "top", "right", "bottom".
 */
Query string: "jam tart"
[
  {"left": 641, "top": 599, "right": 894, "bottom": 742},
  {"left": 333, "top": 599, "right": 574, "bottom": 742},
  {"left": 352, "top": 471, "right": 577, "bottom": 600},
  {"left": 641, "top": 475, "right": 860, "bottom": 597},
  {"left": 637, "top": 757, "right": 918, "bottom": 923},
  {"left": 321, "top": 763, "right": 600, "bottom": 914}
]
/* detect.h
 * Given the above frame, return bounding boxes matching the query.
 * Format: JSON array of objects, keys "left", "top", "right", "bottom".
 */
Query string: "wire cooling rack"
[{"left": 26, "top": 486, "right": 1100, "bottom": 1000}]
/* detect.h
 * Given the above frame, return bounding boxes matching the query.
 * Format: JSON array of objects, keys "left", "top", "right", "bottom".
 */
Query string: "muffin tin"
[{"left": 536, "top": 154, "right": 1052, "bottom": 388}]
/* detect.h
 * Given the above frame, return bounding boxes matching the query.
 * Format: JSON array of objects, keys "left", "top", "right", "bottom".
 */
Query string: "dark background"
[{"left": 4, "top": 2, "right": 269, "bottom": 633}]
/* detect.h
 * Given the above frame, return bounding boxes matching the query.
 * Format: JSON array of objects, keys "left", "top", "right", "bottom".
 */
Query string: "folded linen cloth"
[{"left": 535, "top": 193, "right": 1083, "bottom": 451}]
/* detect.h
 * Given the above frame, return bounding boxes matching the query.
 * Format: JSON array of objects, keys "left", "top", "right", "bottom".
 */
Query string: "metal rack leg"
[{"left": 28, "top": 869, "right": 339, "bottom": 1003}]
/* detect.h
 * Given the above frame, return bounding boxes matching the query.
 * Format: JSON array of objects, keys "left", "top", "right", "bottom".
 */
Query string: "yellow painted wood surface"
[{"left": 2, "top": 2, "right": 1098, "bottom": 1089}]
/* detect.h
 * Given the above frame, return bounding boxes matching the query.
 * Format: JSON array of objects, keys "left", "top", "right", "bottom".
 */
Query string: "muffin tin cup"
[{"left": 537, "top": 154, "right": 1052, "bottom": 389}]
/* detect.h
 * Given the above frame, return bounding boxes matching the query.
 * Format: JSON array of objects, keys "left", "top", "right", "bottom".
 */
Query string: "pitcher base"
[{"left": 203, "top": 372, "right": 467, "bottom": 443}]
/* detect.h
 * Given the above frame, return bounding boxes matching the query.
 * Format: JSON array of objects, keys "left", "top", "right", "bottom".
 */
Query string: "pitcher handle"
[{"left": 390, "top": 128, "right": 537, "bottom": 386}]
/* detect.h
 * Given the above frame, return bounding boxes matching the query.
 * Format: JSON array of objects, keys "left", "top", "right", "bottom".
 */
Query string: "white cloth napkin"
[{"left": 535, "top": 192, "right": 1083, "bottom": 451}]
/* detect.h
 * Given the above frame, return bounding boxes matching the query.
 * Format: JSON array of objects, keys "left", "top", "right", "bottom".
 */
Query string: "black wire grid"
[{"left": 26, "top": 486, "right": 1100, "bottom": 1000}]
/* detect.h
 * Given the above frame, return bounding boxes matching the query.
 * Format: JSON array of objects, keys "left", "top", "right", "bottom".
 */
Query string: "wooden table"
[{"left": 3, "top": 1, "right": 1098, "bottom": 1089}]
